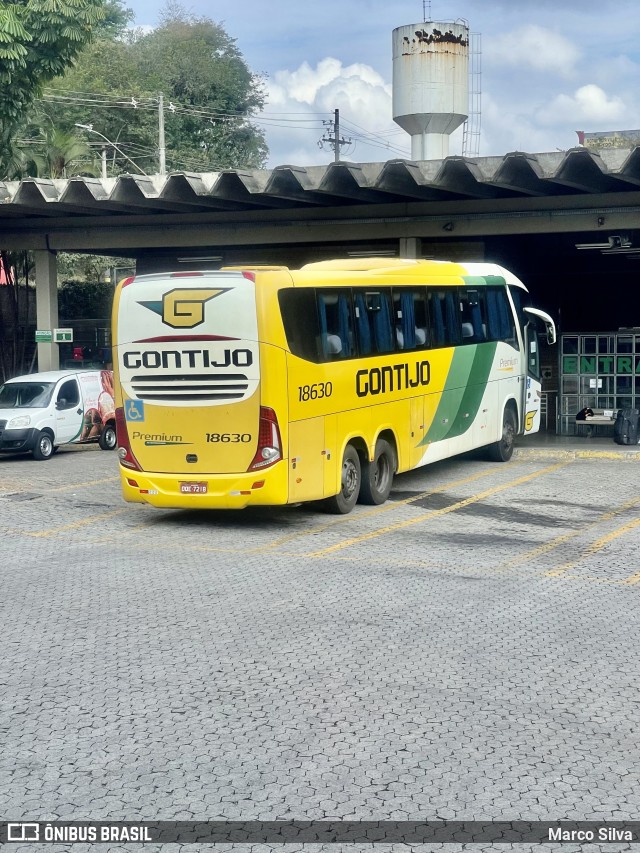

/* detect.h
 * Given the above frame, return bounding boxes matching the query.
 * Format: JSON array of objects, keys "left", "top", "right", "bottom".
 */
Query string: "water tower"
[{"left": 392, "top": 20, "right": 470, "bottom": 160}]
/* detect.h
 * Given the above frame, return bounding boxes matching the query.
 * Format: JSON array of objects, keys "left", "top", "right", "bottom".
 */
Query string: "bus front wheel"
[
  {"left": 323, "top": 444, "right": 361, "bottom": 514},
  {"left": 359, "top": 438, "right": 395, "bottom": 505},
  {"left": 488, "top": 408, "right": 516, "bottom": 462}
]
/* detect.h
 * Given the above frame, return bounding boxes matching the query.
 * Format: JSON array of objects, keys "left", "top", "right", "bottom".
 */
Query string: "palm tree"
[
  {"left": 0, "top": 124, "right": 29, "bottom": 179},
  {"left": 30, "top": 125, "right": 100, "bottom": 178}
]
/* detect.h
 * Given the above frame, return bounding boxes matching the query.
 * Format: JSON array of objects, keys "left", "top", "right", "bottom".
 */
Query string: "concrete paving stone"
[{"left": 3, "top": 453, "right": 640, "bottom": 838}]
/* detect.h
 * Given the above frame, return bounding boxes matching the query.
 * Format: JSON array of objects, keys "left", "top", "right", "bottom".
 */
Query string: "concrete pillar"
[
  {"left": 399, "top": 237, "right": 421, "bottom": 258},
  {"left": 35, "top": 250, "right": 59, "bottom": 372},
  {"left": 411, "top": 132, "right": 449, "bottom": 161}
]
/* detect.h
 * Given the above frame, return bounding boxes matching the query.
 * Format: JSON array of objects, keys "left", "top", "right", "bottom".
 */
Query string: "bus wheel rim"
[{"left": 343, "top": 459, "right": 359, "bottom": 497}]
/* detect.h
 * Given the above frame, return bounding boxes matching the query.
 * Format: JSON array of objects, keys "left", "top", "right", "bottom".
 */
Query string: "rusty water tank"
[{"left": 392, "top": 21, "right": 469, "bottom": 160}]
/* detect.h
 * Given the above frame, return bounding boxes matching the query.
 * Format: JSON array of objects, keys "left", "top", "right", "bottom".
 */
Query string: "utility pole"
[
  {"left": 319, "top": 109, "right": 352, "bottom": 163},
  {"left": 158, "top": 93, "right": 166, "bottom": 175}
]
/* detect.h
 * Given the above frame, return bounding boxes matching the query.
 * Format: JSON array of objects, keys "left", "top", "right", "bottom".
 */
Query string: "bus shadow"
[{"left": 144, "top": 503, "right": 325, "bottom": 531}]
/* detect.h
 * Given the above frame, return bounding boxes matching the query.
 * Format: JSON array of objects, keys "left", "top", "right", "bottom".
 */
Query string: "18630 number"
[
  {"left": 206, "top": 433, "right": 251, "bottom": 442},
  {"left": 298, "top": 381, "right": 333, "bottom": 402}
]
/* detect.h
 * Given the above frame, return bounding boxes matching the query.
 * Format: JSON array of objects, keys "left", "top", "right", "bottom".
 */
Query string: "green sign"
[
  {"left": 54, "top": 328, "right": 73, "bottom": 343},
  {"left": 35, "top": 329, "right": 53, "bottom": 343},
  {"left": 563, "top": 355, "right": 640, "bottom": 375}
]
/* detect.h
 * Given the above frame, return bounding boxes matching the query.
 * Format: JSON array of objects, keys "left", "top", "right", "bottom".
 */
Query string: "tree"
[
  {"left": 40, "top": 2, "right": 268, "bottom": 174},
  {"left": 0, "top": 122, "right": 29, "bottom": 178},
  {"left": 29, "top": 124, "right": 99, "bottom": 178},
  {"left": 0, "top": 0, "right": 106, "bottom": 142}
]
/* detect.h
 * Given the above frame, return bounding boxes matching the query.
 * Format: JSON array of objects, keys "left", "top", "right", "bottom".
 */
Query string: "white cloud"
[
  {"left": 487, "top": 25, "right": 581, "bottom": 77},
  {"left": 261, "top": 59, "right": 408, "bottom": 167},
  {"left": 536, "top": 84, "right": 627, "bottom": 126}
]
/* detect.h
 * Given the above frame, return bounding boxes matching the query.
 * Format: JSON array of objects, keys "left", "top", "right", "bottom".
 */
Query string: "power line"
[{"left": 37, "top": 87, "right": 411, "bottom": 164}]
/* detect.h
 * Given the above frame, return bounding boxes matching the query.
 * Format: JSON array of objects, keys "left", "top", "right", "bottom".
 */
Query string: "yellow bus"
[{"left": 112, "top": 259, "right": 555, "bottom": 513}]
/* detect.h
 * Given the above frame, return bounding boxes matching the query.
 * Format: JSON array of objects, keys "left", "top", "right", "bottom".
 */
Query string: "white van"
[{"left": 0, "top": 370, "right": 116, "bottom": 460}]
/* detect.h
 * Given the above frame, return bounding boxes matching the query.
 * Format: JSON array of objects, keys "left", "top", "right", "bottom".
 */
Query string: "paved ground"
[{"left": 1, "top": 439, "right": 639, "bottom": 852}]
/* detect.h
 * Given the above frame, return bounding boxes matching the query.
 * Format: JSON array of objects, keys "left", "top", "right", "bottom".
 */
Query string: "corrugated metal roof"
[{"left": 3, "top": 147, "right": 640, "bottom": 223}]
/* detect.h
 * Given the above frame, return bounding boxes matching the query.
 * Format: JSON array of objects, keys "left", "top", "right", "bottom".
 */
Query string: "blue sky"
[{"left": 125, "top": 0, "right": 640, "bottom": 167}]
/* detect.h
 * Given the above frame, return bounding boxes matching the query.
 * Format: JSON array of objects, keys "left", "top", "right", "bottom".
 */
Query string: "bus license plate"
[{"left": 180, "top": 481, "right": 208, "bottom": 494}]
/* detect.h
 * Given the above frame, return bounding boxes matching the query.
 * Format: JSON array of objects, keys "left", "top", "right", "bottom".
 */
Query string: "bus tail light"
[
  {"left": 248, "top": 407, "right": 282, "bottom": 470},
  {"left": 115, "top": 406, "right": 142, "bottom": 471}
]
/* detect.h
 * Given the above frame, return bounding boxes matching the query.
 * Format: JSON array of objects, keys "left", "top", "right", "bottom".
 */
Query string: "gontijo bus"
[{"left": 112, "top": 259, "right": 555, "bottom": 513}]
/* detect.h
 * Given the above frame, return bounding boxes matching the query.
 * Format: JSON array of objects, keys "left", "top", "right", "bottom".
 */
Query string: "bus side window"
[
  {"left": 459, "top": 288, "right": 487, "bottom": 343},
  {"left": 486, "top": 287, "right": 517, "bottom": 345},
  {"left": 393, "top": 289, "right": 429, "bottom": 350},
  {"left": 354, "top": 292, "right": 372, "bottom": 355},
  {"left": 278, "top": 288, "right": 322, "bottom": 362},
  {"left": 363, "top": 289, "right": 394, "bottom": 354},
  {"left": 318, "top": 290, "right": 354, "bottom": 361},
  {"left": 429, "top": 290, "right": 461, "bottom": 347},
  {"left": 429, "top": 291, "right": 446, "bottom": 347}
]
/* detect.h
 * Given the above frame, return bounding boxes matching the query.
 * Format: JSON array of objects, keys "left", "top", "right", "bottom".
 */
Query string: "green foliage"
[
  {"left": 29, "top": 123, "right": 99, "bottom": 177},
  {"left": 38, "top": 1, "right": 268, "bottom": 174},
  {"left": 94, "top": 0, "right": 132, "bottom": 37},
  {"left": 0, "top": 121, "right": 30, "bottom": 178},
  {"left": 0, "top": 0, "right": 106, "bottom": 137},
  {"left": 57, "top": 252, "right": 133, "bottom": 284},
  {"left": 58, "top": 278, "right": 114, "bottom": 320}
]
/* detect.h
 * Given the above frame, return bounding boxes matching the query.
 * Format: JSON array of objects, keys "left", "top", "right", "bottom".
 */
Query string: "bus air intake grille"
[{"left": 130, "top": 373, "right": 249, "bottom": 401}]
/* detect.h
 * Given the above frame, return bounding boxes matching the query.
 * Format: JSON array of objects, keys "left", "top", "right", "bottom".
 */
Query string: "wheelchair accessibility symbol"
[{"left": 125, "top": 399, "right": 145, "bottom": 422}]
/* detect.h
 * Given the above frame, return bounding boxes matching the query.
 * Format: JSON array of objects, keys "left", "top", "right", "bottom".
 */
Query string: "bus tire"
[
  {"left": 359, "top": 438, "right": 395, "bottom": 505},
  {"left": 33, "top": 430, "right": 54, "bottom": 461},
  {"left": 323, "top": 444, "right": 361, "bottom": 514},
  {"left": 99, "top": 423, "right": 117, "bottom": 450},
  {"left": 488, "top": 407, "right": 516, "bottom": 462}
]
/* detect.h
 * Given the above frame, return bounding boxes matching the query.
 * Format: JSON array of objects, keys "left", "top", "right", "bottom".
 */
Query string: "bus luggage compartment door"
[{"left": 288, "top": 416, "right": 326, "bottom": 503}]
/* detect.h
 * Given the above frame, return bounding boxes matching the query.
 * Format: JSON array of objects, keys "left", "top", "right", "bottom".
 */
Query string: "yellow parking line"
[
  {"left": 44, "top": 476, "right": 119, "bottom": 493},
  {"left": 249, "top": 465, "right": 504, "bottom": 554},
  {"left": 545, "top": 499, "right": 640, "bottom": 577},
  {"left": 20, "top": 508, "right": 128, "bottom": 537},
  {"left": 305, "top": 461, "right": 570, "bottom": 557},
  {"left": 499, "top": 495, "right": 640, "bottom": 576},
  {"left": 590, "top": 516, "right": 640, "bottom": 554}
]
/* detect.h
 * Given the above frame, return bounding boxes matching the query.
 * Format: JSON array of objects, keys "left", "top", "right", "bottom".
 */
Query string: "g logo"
[
  {"left": 162, "top": 288, "right": 224, "bottom": 328},
  {"left": 139, "top": 288, "right": 227, "bottom": 329}
]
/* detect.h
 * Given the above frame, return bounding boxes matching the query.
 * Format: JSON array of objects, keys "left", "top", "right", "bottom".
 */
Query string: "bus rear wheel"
[
  {"left": 323, "top": 444, "right": 361, "bottom": 514},
  {"left": 488, "top": 408, "right": 516, "bottom": 462},
  {"left": 359, "top": 438, "right": 395, "bottom": 505}
]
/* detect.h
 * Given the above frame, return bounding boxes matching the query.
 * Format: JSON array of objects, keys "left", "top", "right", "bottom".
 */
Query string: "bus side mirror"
[{"left": 523, "top": 306, "right": 556, "bottom": 346}]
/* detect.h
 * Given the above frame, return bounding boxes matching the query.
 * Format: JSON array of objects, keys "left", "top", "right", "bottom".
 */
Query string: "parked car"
[{"left": 0, "top": 369, "right": 116, "bottom": 460}]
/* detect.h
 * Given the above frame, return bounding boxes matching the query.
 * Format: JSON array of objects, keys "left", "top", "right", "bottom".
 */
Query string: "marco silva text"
[{"left": 549, "top": 826, "right": 634, "bottom": 842}]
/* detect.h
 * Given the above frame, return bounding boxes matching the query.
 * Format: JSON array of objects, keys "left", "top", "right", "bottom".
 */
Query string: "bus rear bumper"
[{"left": 119, "top": 463, "right": 288, "bottom": 509}]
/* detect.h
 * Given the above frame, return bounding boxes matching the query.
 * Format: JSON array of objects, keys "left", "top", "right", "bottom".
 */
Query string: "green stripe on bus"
[
  {"left": 448, "top": 342, "right": 498, "bottom": 436},
  {"left": 419, "top": 342, "right": 498, "bottom": 445},
  {"left": 462, "top": 274, "right": 507, "bottom": 287}
]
